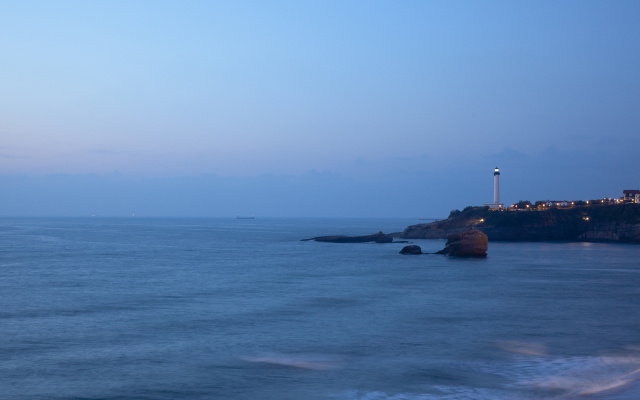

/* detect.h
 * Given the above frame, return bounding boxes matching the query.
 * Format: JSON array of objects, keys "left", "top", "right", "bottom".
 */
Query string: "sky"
[{"left": 1, "top": 1, "right": 639, "bottom": 217}]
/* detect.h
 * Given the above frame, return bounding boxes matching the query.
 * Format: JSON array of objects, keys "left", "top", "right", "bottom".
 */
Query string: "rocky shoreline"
[
  {"left": 302, "top": 204, "right": 640, "bottom": 245},
  {"left": 400, "top": 204, "right": 640, "bottom": 243}
]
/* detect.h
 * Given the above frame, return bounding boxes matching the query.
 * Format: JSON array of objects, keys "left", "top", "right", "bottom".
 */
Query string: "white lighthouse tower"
[
  {"left": 484, "top": 167, "right": 504, "bottom": 209},
  {"left": 494, "top": 167, "right": 500, "bottom": 204}
]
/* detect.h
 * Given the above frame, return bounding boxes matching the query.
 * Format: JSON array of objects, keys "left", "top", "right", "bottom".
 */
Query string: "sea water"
[{"left": 1, "top": 218, "right": 640, "bottom": 400}]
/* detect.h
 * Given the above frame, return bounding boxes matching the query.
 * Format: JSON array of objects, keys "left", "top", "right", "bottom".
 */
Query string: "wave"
[
  {"left": 342, "top": 353, "right": 640, "bottom": 399},
  {"left": 497, "top": 341, "right": 548, "bottom": 356},
  {"left": 341, "top": 388, "right": 510, "bottom": 400},
  {"left": 242, "top": 353, "right": 343, "bottom": 370},
  {"left": 507, "top": 355, "right": 640, "bottom": 397}
]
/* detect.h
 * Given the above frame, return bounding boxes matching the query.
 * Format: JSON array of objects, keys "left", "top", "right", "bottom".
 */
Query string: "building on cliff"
[
  {"left": 546, "top": 200, "right": 571, "bottom": 207},
  {"left": 483, "top": 167, "right": 504, "bottom": 209},
  {"left": 622, "top": 190, "right": 640, "bottom": 203}
]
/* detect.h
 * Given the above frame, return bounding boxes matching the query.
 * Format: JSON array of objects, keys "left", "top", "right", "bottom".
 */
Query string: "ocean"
[{"left": 1, "top": 217, "right": 640, "bottom": 400}]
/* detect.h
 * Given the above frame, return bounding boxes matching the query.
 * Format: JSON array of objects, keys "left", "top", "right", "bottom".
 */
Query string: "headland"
[{"left": 401, "top": 203, "right": 640, "bottom": 243}]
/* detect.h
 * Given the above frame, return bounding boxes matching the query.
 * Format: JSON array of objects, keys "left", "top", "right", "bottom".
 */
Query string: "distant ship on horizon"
[{"left": 236, "top": 215, "right": 255, "bottom": 219}]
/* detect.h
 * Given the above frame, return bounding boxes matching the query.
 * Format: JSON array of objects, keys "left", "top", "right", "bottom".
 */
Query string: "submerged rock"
[
  {"left": 302, "top": 231, "right": 393, "bottom": 243},
  {"left": 436, "top": 230, "right": 488, "bottom": 257},
  {"left": 399, "top": 245, "right": 422, "bottom": 255}
]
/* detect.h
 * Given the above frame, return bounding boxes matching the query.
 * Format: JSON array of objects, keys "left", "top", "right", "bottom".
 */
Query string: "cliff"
[{"left": 401, "top": 204, "right": 640, "bottom": 243}]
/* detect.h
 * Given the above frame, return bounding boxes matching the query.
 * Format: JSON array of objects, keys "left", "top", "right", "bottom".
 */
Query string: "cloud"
[
  {"left": 0, "top": 154, "right": 28, "bottom": 159},
  {"left": 85, "top": 149, "right": 127, "bottom": 155},
  {"left": 0, "top": 144, "right": 635, "bottom": 217}
]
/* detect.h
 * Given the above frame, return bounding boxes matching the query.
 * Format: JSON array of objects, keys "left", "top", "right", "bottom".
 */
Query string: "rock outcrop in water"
[
  {"left": 399, "top": 245, "right": 422, "bottom": 254},
  {"left": 301, "top": 231, "right": 394, "bottom": 243},
  {"left": 435, "top": 230, "right": 488, "bottom": 257}
]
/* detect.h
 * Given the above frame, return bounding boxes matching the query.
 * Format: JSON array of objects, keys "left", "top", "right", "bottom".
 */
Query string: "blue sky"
[{"left": 1, "top": 1, "right": 639, "bottom": 216}]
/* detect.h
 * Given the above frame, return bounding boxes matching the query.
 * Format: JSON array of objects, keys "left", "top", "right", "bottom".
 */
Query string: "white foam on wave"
[
  {"left": 512, "top": 355, "right": 640, "bottom": 396},
  {"left": 341, "top": 353, "right": 640, "bottom": 400},
  {"left": 341, "top": 387, "right": 508, "bottom": 400},
  {"left": 474, "top": 353, "right": 640, "bottom": 398},
  {"left": 242, "top": 353, "right": 343, "bottom": 370}
]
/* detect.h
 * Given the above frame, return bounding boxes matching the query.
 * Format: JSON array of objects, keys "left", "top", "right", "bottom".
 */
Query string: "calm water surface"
[{"left": 1, "top": 218, "right": 640, "bottom": 399}]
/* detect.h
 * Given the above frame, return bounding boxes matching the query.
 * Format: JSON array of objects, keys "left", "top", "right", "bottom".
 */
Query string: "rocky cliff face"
[
  {"left": 578, "top": 222, "right": 640, "bottom": 242},
  {"left": 401, "top": 204, "right": 640, "bottom": 243}
]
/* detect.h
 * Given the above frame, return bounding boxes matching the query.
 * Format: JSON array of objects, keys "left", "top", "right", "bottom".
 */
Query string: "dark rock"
[
  {"left": 302, "top": 231, "right": 393, "bottom": 243},
  {"left": 436, "top": 230, "right": 488, "bottom": 257},
  {"left": 399, "top": 245, "right": 422, "bottom": 255}
]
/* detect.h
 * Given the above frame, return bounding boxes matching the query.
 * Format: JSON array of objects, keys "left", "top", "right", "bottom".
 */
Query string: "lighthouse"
[
  {"left": 494, "top": 167, "right": 500, "bottom": 204},
  {"left": 484, "top": 167, "right": 504, "bottom": 209}
]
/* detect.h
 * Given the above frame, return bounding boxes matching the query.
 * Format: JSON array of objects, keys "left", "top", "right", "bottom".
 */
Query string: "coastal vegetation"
[
  {"left": 447, "top": 203, "right": 640, "bottom": 228},
  {"left": 402, "top": 203, "right": 640, "bottom": 242}
]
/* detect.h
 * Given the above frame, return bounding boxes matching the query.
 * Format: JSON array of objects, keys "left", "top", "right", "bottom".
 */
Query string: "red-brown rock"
[{"left": 436, "top": 230, "right": 488, "bottom": 257}]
